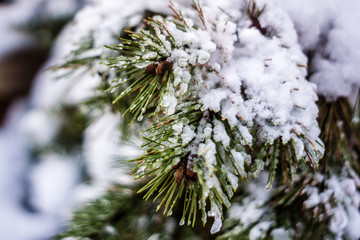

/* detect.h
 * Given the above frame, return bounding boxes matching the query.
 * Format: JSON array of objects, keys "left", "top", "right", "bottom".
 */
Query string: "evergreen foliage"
[
  {"left": 45, "top": 0, "right": 360, "bottom": 239},
  {"left": 57, "top": 184, "right": 191, "bottom": 240},
  {"left": 217, "top": 93, "right": 360, "bottom": 239},
  {"left": 69, "top": 1, "right": 322, "bottom": 232}
]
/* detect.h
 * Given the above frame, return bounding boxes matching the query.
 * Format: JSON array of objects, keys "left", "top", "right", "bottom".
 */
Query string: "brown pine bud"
[
  {"left": 189, "top": 173, "right": 198, "bottom": 182},
  {"left": 155, "top": 60, "right": 173, "bottom": 75},
  {"left": 175, "top": 165, "right": 185, "bottom": 183},
  {"left": 145, "top": 63, "right": 157, "bottom": 74},
  {"left": 186, "top": 167, "right": 195, "bottom": 178}
]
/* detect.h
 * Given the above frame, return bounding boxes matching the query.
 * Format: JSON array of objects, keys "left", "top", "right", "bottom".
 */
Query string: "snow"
[
  {"left": 98, "top": 0, "right": 323, "bottom": 234},
  {"left": 198, "top": 139, "right": 216, "bottom": 167},
  {"left": 213, "top": 120, "right": 230, "bottom": 147},
  {"left": 201, "top": 89, "right": 228, "bottom": 113},
  {"left": 0, "top": 1, "right": 36, "bottom": 58},
  {"left": 280, "top": 0, "right": 360, "bottom": 100},
  {"left": 0, "top": 1, "right": 145, "bottom": 238},
  {"left": 172, "top": 121, "right": 184, "bottom": 135},
  {"left": 161, "top": 86, "right": 178, "bottom": 115},
  {"left": 249, "top": 221, "right": 272, "bottom": 240},
  {"left": 228, "top": 177, "right": 272, "bottom": 231},
  {"left": 28, "top": 154, "right": 80, "bottom": 214},
  {"left": 0, "top": 101, "right": 31, "bottom": 203},
  {"left": 270, "top": 228, "right": 292, "bottom": 240},
  {"left": 231, "top": 150, "right": 247, "bottom": 178},
  {"left": 19, "top": 108, "right": 60, "bottom": 147},
  {"left": 0, "top": 101, "right": 64, "bottom": 240},
  {"left": 180, "top": 125, "right": 196, "bottom": 145},
  {"left": 0, "top": 0, "right": 80, "bottom": 59},
  {"left": 303, "top": 173, "right": 360, "bottom": 239},
  {"left": 1, "top": 0, "right": 360, "bottom": 239},
  {"left": 222, "top": 165, "right": 239, "bottom": 191},
  {"left": 83, "top": 112, "right": 134, "bottom": 185},
  {"left": 187, "top": 1, "right": 324, "bottom": 171},
  {"left": 346, "top": 209, "right": 360, "bottom": 239},
  {"left": 209, "top": 202, "right": 222, "bottom": 234}
]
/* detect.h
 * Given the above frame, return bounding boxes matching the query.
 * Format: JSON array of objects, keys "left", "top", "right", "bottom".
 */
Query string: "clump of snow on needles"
[
  {"left": 280, "top": 0, "right": 360, "bottom": 100},
  {"left": 199, "top": 0, "right": 322, "bottom": 157},
  {"left": 303, "top": 172, "right": 360, "bottom": 239}
]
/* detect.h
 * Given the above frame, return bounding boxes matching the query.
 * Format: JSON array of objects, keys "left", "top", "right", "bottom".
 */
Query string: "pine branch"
[
  {"left": 103, "top": 14, "right": 210, "bottom": 122},
  {"left": 56, "top": 184, "right": 199, "bottom": 240},
  {"left": 218, "top": 92, "right": 360, "bottom": 239},
  {"left": 318, "top": 96, "right": 360, "bottom": 173},
  {"left": 50, "top": 1, "right": 327, "bottom": 236},
  {"left": 130, "top": 103, "right": 234, "bottom": 231},
  {"left": 100, "top": 1, "right": 325, "bottom": 234}
]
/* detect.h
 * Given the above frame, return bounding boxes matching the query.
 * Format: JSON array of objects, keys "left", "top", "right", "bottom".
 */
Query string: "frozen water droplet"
[{"left": 107, "top": 88, "right": 116, "bottom": 93}]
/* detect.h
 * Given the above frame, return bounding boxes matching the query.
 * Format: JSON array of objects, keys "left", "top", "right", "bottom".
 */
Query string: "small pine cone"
[
  {"left": 155, "top": 60, "right": 173, "bottom": 75},
  {"left": 145, "top": 63, "right": 157, "bottom": 74},
  {"left": 175, "top": 165, "right": 185, "bottom": 183},
  {"left": 186, "top": 167, "right": 195, "bottom": 178},
  {"left": 186, "top": 167, "right": 198, "bottom": 182}
]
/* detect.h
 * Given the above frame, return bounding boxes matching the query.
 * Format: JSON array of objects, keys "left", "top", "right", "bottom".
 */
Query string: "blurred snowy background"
[
  {"left": 0, "top": 0, "right": 359, "bottom": 239},
  {"left": 0, "top": 1, "right": 143, "bottom": 239},
  {"left": 0, "top": 0, "right": 85, "bottom": 239}
]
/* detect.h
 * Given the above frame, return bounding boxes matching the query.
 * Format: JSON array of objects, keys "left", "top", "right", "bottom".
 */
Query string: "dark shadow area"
[{"left": 0, "top": 47, "right": 48, "bottom": 125}]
